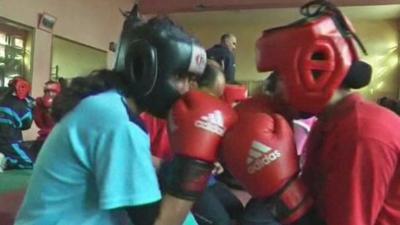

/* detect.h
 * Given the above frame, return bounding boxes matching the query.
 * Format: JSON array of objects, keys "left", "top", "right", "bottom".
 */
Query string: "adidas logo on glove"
[
  {"left": 247, "top": 141, "right": 281, "bottom": 174},
  {"left": 195, "top": 110, "right": 225, "bottom": 136}
]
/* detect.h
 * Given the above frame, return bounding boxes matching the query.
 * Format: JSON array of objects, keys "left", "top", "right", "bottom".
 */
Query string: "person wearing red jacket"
[
  {"left": 30, "top": 81, "right": 61, "bottom": 159},
  {"left": 34, "top": 81, "right": 61, "bottom": 140}
]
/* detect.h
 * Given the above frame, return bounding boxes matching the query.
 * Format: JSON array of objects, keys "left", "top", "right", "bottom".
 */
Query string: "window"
[{"left": 0, "top": 19, "right": 32, "bottom": 87}]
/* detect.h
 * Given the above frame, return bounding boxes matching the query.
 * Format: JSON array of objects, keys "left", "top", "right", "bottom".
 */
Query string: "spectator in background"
[
  {"left": 207, "top": 33, "right": 237, "bottom": 84},
  {"left": 30, "top": 80, "right": 61, "bottom": 159},
  {"left": 0, "top": 77, "right": 34, "bottom": 170},
  {"left": 377, "top": 96, "right": 400, "bottom": 115}
]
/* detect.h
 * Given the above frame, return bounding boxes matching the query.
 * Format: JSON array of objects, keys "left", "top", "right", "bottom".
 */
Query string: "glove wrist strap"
[
  {"left": 166, "top": 155, "right": 213, "bottom": 201},
  {"left": 268, "top": 176, "right": 314, "bottom": 224}
]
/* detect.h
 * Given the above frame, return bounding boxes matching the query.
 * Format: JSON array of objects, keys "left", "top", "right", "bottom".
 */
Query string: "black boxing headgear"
[{"left": 114, "top": 5, "right": 207, "bottom": 118}]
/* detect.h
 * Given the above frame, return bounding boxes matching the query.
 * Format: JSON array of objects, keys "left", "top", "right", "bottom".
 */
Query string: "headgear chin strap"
[
  {"left": 114, "top": 4, "right": 207, "bottom": 118},
  {"left": 8, "top": 77, "right": 31, "bottom": 100},
  {"left": 256, "top": 0, "right": 372, "bottom": 114}
]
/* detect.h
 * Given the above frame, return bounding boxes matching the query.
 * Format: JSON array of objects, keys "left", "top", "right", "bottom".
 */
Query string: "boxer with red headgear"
[
  {"left": 0, "top": 77, "right": 34, "bottom": 170},
  {"left": 30, "top": 81, "right": 62, "bottom": 158},
  {"left": 223, "top": 1, "right": 400, "bottom": 225}
]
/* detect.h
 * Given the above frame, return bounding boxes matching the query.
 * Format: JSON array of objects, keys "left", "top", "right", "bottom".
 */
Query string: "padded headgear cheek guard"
[
  {"left": 9, "top": 77, "right": 31, "bottom": 100},
  {"left": 114, "top": 5, "right": 207, "bottom": 118},
  {"left": 222, "top": 84, "right": 248, "bottom": 106},
  {"left": 256, "top": 14, "right": 368, "bottom": 114}
]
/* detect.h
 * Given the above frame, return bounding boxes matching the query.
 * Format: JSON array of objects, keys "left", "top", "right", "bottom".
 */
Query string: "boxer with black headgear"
[
  {"left": 16, "top": 4, "right": 236, "bottom": 225},
  {"left": 222, "top": 1, "right": 400, "bottom": 225},
  {"left": 0, "top": 76, "right": 34, "bottom": 170},
  {"left": 114, "top": 6, "right": 237, "bottom": 224},
  {"left": 114, "top": 4, "right": 207, "bottom": 118}
]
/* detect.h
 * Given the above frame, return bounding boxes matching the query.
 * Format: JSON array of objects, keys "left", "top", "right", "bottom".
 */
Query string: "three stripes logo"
[
  {"left": 194, "top": 110, "right": 225, "bottom": 136},
  {"left": 247, "top": 141, "right": 281, "bottom": 174}
]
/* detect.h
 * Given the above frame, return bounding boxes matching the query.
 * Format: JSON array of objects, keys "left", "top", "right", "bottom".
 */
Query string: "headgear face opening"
[
  {"left": 114, "top": 5, "right": 207, "bottom": 118},
  {"left": 256, "top": 1, "right": 371, "bottom": 114},
  {"left": 8, "top": 77, "right": 31, "bottom": 100}
]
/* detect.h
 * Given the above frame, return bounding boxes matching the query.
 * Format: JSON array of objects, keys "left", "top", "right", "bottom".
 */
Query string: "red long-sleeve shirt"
[
  {"left": 140, "top": 113, "right": 173, "bottom": 161},
  {"left": 302, "top": 94, "right": 400, "bottom": 225}
]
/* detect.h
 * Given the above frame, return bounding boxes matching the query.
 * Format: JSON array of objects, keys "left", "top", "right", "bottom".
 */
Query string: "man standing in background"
[{"left": 207, "top": 33, "right": 237, "bottom": 84}]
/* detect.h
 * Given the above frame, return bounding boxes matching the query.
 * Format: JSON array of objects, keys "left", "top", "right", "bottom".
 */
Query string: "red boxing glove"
[
  {"left": 235, "top": 94, "right": 295, "bottom": 121},
  {"left": 166, "top": 90, "right": 237, "bottom": 200},
  {"left": 221, "top": 112, "right": 312, "bottom": 224},
  {"left": 169, "top": 90, "right": 237, "bottom": 162}
]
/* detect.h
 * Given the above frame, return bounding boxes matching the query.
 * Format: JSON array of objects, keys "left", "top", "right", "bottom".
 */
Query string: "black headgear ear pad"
[
  {"left": 342, "top": 60, "right": 372, "bottom": 89},
  {"left": 124, "top": 40, "right": 158, "bottom": 96}
]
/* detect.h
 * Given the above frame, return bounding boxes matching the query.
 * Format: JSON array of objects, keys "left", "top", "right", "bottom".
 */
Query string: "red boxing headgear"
[
  {"left": 256, "top": 15, "right": 360, "bottom": 114},
  {"left": 44, "top": 82, "right": 61, "bottom": 94},
  {"left": 222, "top": 84, "right": 248, "bottom": 106},
  {"left": 9, "top": 77, "right": 31, "bottom": 100}
]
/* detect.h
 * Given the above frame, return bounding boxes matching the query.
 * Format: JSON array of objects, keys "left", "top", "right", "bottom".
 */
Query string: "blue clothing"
[
  {"left": 0, "top": 94, "right": 33, "bottom": 144},
  {"left": 2, "top": 143, "right": 33, "bottom": 169},
  {"left": 0, "top": 93, "right": 33, "bottom": 168},
  {"left": 15, "top": 91, "right": 160, "bottom": 225}
]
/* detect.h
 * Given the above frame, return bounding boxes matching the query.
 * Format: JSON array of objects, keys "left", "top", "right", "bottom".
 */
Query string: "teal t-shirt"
[{"left": 15, "top": 90, "right": 197, "bottom": 225}]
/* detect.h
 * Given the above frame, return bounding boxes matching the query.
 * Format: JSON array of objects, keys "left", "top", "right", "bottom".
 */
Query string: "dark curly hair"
[
  {"left": 51, "top": 69, "right": 127, "bottom": 122},
  {"left": 377, "top": 96, "right": 400, "bottom": 115}
]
